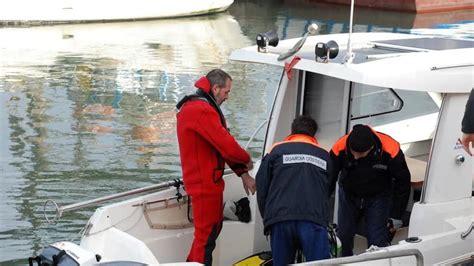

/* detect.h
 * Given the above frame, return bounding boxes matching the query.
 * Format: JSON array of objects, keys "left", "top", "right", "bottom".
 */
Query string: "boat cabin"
[{"left": 225, "top": 32, "right": 474, "bottom": 265}]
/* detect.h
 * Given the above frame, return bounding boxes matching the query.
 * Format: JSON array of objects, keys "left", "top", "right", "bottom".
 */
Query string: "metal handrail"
[
  {"left": 244, "top": 119, "right": 269, "bottom": 150},
  {"left": 298, "top": 248, "right": 424, "bottom": 266},
  {"left": 44, "top": 178, "right": 182, "bottom": 223},
  {"left": 461, "top": 222, "right": 474, "bottom": 239}
]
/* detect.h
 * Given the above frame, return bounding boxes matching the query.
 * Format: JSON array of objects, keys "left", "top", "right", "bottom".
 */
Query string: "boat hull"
[
  {"left": 0, "top": 0, "right": 234, "bottom": 24},
  {"left": 78, "top": 173, "right": 267, "bottom": 265}
]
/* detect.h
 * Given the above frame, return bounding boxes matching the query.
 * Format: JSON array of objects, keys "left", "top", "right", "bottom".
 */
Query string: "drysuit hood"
[{"left": 194, "top": 76, "right": 211, "bottom": 94}]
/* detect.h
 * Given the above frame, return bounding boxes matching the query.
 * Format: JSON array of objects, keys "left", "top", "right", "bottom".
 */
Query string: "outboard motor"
[{"left": 28, "top": 242, "right": 98, "bottom": 266}]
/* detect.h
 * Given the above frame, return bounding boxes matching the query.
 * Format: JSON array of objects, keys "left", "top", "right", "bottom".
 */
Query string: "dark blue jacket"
[
  {"left": 462, "top": 89, "right": 474, "bottom": 134},
  {"left": 256, "top": 134, "right": 332, "bottom": 234},
  {"left": 329, "top": 128, "right": 411, "bottom": 219}
]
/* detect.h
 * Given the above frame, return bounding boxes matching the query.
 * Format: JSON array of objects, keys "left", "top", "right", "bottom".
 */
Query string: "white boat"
[
  {"left": 0, "top": 0, "right": 233, "bottom": 24},
  {"left": 35, "top": 15, "right": 474, "bottom": 266}
]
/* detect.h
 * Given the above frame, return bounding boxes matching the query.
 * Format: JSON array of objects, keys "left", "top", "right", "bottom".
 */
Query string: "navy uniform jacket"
[
  {"left": 462, "top": 89, "right": 474, "bottom": 134},
  {"left": 256, "top": 134, "right": 332, "bottom": 234},
  {"left": 329, "top": 128, "right": 411, "bottom": 219}
]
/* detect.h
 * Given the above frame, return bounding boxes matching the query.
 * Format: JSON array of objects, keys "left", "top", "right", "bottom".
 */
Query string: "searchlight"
[
  {"left": 315, "top": 40, "right": 339, "bottom": 63},
  {"left": 256, "top": 30, "right": 279, "bottom": 53}
]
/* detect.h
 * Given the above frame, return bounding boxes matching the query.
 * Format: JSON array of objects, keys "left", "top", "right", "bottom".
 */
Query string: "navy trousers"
[
  {"left": 270, "top": 220, "right": 330, "bottom": 266},
  {"left": 337, "top": 187, "right": 391, "bottom": 257}
]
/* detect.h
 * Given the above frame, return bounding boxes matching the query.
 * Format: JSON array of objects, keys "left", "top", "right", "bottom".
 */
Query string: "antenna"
[{"left": 344, "top": 0, "right": 355, "bottom": 64}]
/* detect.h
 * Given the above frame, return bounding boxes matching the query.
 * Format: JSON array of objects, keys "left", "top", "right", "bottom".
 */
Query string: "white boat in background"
[
  {"left": 0, "top": 0, "right": 233, "bottom": 25},
  {"left": 32, "top": 9, "right": 474, "bottom": 266}
]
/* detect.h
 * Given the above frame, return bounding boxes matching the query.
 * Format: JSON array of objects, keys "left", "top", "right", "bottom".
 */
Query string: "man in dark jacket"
[
  {"left": 461, "top": 89, "right": 474, "bottom": 156},
  {"left": 329, "top": 124, "right": 410, "bottom": 257},
  {"left": 176, "top": 69, "right": 256, "bottom": 265},
  {"left": 256, "top": 115, "right": 331, "bottom": 265}
]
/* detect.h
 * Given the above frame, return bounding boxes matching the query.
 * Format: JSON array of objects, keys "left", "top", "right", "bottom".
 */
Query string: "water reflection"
[
  {"left": 230, "top": 0, "right": 474, "bottom": 39},
  {"left": 410, "top": 21, "right": 474, "bottom": 39},
  {"left": 0, "top": 13, "right": 264, "bottom": 264}
]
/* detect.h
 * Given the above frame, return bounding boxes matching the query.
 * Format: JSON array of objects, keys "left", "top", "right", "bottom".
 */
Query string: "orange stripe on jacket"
[
  {"left": 268, "top": 134, "right": 322, "bottom": 154},
  {"left": 331, "top": 135, "right": 349, "bottom": 156},
  {"left": 373, "top": 131, "right": 400, "bottom": 158},
  {"left": 330, "top": 128, "right": 400, "bottom": 158}
]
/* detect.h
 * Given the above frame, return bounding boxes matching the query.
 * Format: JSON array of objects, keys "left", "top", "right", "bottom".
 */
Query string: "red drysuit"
[{"left": 176, "top": 77, "right": 250, "bottom": 265}]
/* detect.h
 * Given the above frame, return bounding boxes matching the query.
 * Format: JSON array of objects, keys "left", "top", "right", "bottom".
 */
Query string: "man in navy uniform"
[
  {"left": 329, "top": 124, "right": 410, "bottom": 256},
  {"left": 256, "top": 115, "right": 331, "bottom": 265}
]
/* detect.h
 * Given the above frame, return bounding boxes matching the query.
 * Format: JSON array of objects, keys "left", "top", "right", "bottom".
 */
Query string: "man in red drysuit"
[{"left": 176, "top": 69, "right": 256, "bottom": 265}]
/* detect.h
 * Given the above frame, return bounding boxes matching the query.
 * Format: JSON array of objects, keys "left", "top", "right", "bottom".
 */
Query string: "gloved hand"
[
  {"left": 387, "top": 218, "right": 403, "bottom": 243},
  {"left": 390, "top": 218, "right": 403, "bottom": 230}
]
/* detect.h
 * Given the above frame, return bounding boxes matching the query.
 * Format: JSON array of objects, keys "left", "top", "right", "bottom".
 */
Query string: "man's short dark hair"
[
  {"left": 207, "top": 69, "right": 232, "bottom": 88},
  {"left": 291, "top": 115, "right": 318, "bottom": 136},
  {"left": 348, "top": 124, "right": 375, "bottom": 152}
]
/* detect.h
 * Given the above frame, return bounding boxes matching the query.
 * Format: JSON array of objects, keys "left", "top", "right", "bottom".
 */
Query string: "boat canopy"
[{"left": 230, "top": 33, "right": 474, "bottom": 93}]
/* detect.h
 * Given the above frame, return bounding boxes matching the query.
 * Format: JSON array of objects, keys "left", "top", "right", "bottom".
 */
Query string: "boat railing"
[
  {"left": 461, "top": 222, "right": 474, "bottom": 239},
  {"left": 43, "top": 178, "right": 183, "bottom": 223},
  {"left": 300, "top": 248, "right": 424, "bottom": 266},
  {"left": 244, "top": 119, "right": 269, "bottom": 150}
]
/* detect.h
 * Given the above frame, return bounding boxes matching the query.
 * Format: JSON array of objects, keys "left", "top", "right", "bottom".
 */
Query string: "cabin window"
[
  {"left": 350, "top": 84, "right": 403, "bottom": 120},
  {"left": 350, "top": 84, "right": 440, "bottom": 130}
]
